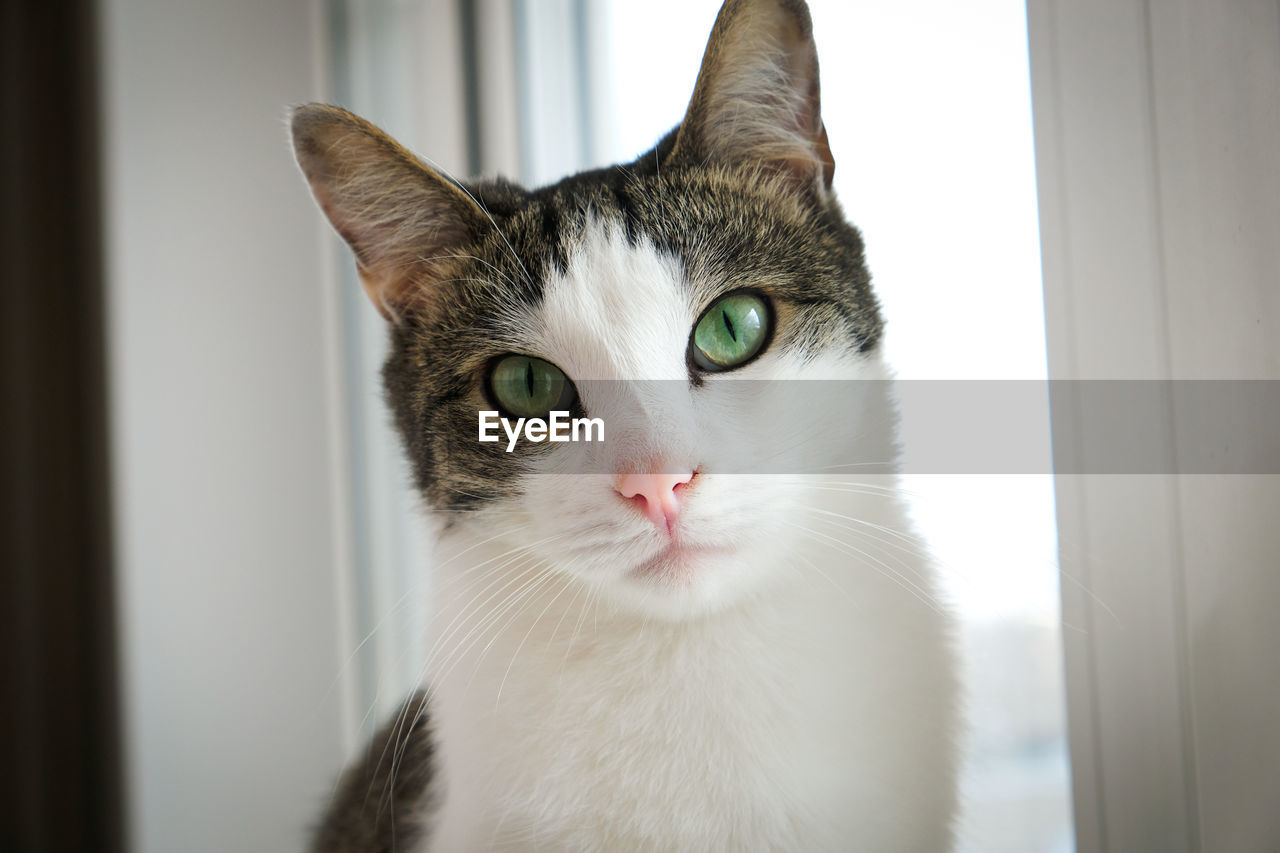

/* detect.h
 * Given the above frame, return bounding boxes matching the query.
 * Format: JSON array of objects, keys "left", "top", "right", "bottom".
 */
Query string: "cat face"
[
  {"left": 293, "top": 0, "right": 890, "bottom": 618},
  {"left": 387, "top": 175, "right": 891, "bottom": 618}
]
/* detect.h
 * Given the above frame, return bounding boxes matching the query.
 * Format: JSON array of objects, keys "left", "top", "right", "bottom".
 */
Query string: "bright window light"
[{"left": 598, "top": 3, "right": 1071, "bottom": 850}]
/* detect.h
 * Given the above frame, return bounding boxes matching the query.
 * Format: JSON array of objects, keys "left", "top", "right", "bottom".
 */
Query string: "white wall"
[
  {"left": 99, "top": 0, "right": 351, "bottom": 849},
  {"left": 1029, "top": 1, "right": 1280, "bottom": 850}
]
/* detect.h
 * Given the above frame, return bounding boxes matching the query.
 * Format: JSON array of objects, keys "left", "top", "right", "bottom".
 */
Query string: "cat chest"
[{"left": 435, "top": 625, "right": 858, "bottom": 850}]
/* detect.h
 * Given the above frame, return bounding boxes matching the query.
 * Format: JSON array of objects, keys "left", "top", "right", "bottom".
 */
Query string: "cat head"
[{"left": 292, "top": 0, "right": 893, "bottom": 620}]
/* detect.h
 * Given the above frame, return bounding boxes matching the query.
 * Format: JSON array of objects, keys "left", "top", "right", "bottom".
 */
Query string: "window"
[{"left": 590, "top": 3, "right": 1069, "bottom": 850}]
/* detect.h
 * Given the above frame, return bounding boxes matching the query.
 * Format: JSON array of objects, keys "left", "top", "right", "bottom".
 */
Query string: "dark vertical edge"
[
  {"left": 78, "top": 2, "right": 126, "bottom": 848},
  {"left": 457, "top": 0, "right": 484, "bottom": 177},
  {"left": 81, "top": 0, "right": 126, "bottom": 846},
  {"left": 0, "top": 0, "right": 124, "bottom": 851}
]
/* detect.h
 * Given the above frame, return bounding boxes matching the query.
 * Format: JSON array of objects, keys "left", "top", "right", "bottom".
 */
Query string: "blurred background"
[{"left": 4, "top": 1, "right": 1276, "bottom": 852}]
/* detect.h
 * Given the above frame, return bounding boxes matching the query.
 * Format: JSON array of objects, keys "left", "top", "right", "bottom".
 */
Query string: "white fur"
[{"left": 419, "top": 223, "right": 958, "bottom": 851}]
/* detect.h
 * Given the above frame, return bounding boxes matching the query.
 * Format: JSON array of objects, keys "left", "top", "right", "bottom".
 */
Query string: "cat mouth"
[{"left": 629, "top": 542, "right": 732, "bottom": 583}]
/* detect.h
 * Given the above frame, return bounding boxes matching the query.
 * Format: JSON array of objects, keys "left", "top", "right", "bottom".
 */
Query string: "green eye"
[
  {"left": 691, "top": 292, "right": 771, "bottom": 371},
  {"left": 489, "top": 355, "right": 575, "bottom": 418}
]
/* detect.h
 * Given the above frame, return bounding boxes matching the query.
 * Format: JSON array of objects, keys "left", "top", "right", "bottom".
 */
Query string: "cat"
[{"left": 292, "top": 0, "right": 958, "bottom": 850}]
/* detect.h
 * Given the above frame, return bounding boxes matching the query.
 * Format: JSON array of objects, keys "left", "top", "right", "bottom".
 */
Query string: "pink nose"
[{"left": 615, "top": 471, "right": 694, "bottom": 531}]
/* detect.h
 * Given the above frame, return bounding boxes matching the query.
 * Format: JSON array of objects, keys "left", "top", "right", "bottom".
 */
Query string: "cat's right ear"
[
  {"left": 667, "top": 0, "right": 834, "bottom": 196},
  {"left": 291, "top": 104, "right": 484, "bottom": 323}
]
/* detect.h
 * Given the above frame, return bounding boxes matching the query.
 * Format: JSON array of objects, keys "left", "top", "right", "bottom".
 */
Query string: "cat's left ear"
[
  {"left": 668, "top": 0, "right": 834, "bottom": 194},
  {"left": 291, "top": 103, "right": 486, "bottom": 323}
]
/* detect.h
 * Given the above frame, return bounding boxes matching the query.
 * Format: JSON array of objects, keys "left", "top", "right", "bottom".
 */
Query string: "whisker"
[
  {"left": 797, "top": 506, "right": 933, "bottom": 561},
  {"left": 424, "top": 541, "right": 564, "bottom": 675},
  {"left": 452, "top": 564, "right": 558, "bottom": 697},
  {"left": 424, "top": 556, "right": 547, "bottom": 692},
  {"left": 778, "top": 517, "right": 943, "bottom": 614},
  {"left": 494, "top": 572, "right": 579, "bottom": 708}
]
